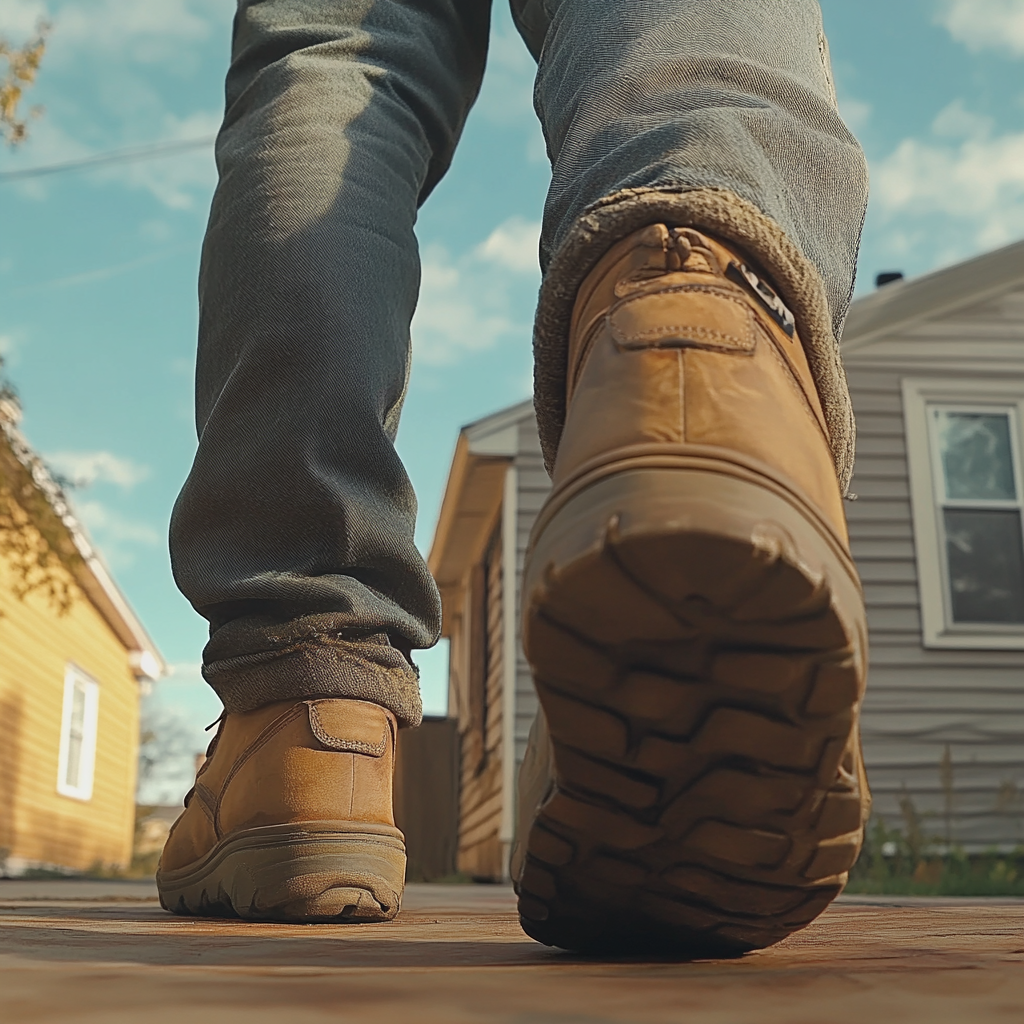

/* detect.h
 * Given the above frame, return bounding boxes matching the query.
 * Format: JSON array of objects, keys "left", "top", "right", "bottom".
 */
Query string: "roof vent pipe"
[{"left": 876, "top": 271, "right": 904, "bottom": 288}]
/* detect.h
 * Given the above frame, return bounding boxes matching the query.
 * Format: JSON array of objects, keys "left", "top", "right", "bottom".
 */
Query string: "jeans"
[{"left": 169, "top": 0, "right": 868, "bottom": 726}]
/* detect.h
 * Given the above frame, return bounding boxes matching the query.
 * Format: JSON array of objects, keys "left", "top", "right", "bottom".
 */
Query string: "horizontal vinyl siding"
[
  {"left": 846, "top": 352, "right": 1024, "bottom": 849},
  {"left": 513, "top": 423, "right": 548, "bottom": 772},
  {"left": 455, "top": 528, "right": 505, "bottom": 879},
  {"left": 483, "top": 545, "right": 504, "bottom": 764},
  {"left": 497, "top": 327, "right": 1024, "bottom": 851}
]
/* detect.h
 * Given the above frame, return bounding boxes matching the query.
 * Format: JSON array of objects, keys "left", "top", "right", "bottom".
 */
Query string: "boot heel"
[{"left": 518, "top": 459, "right": 868, "bottom": 954}]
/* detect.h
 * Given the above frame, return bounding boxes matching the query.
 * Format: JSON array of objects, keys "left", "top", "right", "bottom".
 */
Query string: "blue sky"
[{"left": 3, "top": 0, "right": 1024, "bottom": 800}]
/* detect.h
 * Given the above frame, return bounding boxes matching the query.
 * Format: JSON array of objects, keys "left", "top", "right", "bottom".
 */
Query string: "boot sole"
[
  {"left": 156, "top": 820, "right": 406, "bottom": 922},
  {"left": 519, "top": 452, "right": 868, "bottom": 955}
]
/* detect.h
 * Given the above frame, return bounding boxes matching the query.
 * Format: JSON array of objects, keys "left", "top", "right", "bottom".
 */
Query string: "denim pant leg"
[
  {"left": 169, "top": 0, "right": 491, "bottom": 726},
  {"left": 512, "top": 0, "right": 869, "bottom": 494}
]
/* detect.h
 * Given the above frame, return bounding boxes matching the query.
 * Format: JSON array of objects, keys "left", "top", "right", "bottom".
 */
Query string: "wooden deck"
[{"left": 1, "top": 880, "right": 1021, "bottom": 1022}]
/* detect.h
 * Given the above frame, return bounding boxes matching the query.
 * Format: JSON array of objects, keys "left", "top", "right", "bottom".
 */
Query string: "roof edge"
[
  {"left": 429, "top": 400, "right": 535, "bottom": 578},
  {"left": 0, "top": 417, "right": 165, "bottom": 680},
  {"left": 463, "top": 398, "right": 534, "bottom": 445},
  {"left": 426, "top": 433, "right": 472, "bottom": 580},
  {"left": 843, "top": 236, "right": 1024, "bottom": 352}
]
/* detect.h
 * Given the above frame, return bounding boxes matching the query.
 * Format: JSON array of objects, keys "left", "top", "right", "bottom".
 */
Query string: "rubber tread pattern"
[{"left": 519, "top": 509, "right": 867, "bottom": 956}]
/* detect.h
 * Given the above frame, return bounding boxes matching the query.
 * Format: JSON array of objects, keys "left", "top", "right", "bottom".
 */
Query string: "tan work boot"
[
  {"left": 514, "top": 225, "right": 869, "bottom": 955},
  {"left": 157, "top": 698, "right": 405, "bottom": 921}
]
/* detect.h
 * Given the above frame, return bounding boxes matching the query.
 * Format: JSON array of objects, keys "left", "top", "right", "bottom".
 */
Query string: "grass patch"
[{"left": 847, "top": 815, "right": 1024, "bottom": 897}]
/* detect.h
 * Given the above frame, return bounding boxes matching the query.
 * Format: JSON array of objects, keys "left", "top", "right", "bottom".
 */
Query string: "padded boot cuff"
[
  {"left": 534, "top": 186, "right": 856, "bottom": 495},
  {"left": 203, "top": 615, "right": 423, "bottom": 727}
]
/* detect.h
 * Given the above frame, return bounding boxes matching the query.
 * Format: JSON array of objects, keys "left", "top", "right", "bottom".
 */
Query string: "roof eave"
[
  {"left": 428, "top": 404, "right": 532, "bottom": 635},
  {"left": 0, "top": 418, "right": 165, "bottom": 681},
  {"left": 843, "top": 237, "right": 1024, "bottom": 353}
]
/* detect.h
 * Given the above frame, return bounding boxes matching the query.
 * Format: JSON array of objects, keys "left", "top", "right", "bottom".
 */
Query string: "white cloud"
[
  {"left": 75, "top": 500, "right": 159, "bottom": 543},
  {"left": 474, "top": 21, "right": 547, "bottom": 162},
  {"left": 937, "top": 0, "right": 1024, "bottom": 56},
  {"left": 2, "top": 112, "right": 219, "bottom": 209},
  {"left": 46, "top": 449, "right": 149, "bottom": 488},
  {"left": 0, "top": 330, "right": 25, "bottom": 367},
  {"left": 476, "top": 24, "right": 536, "bottom": 127},
  {"left": 93, "top": 110, "right": 220, "bottom": 209},
  {"left": 0, "top": 1, "right": 225, "bottom": 209},
  {"left": 872, "top": 100, "right": 1024, "bottom": 253},
  {"left": 839, "top": 97, "right": 872, "bottom": 135},
  {"left": 0, "top": 120, "right": 91, "bottom": 201},
  {"left": 141, "top": 219, "right": 173, "bottom": 242},
  {"left": 411, "top": 217, "right": 543, "bottom": 366},
  {"left": 73, "top": 498, "right": 161, "bottom": 570},
  {"left": 931, "top": 99, "right": 993, "bottom": 140},
  {"left": 476, "top": 216, "right": 541, "bottom": 273},
  {"left": 0, "top": 0, "right": 48, "bottom": 39},
  {"left": 54, "top": 0, "right": 214, "bottom": 59},
  {"left": 412, "top": 246, "right": 516, "bottom": 366},
  {"left": 166, "top": 662, "right": 202, "bottom": 678},
  {"left": 0, "top": 0, "right": 232, "bottom": 64}
]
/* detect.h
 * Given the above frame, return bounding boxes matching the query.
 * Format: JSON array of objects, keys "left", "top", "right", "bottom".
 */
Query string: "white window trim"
[
  {"left": 56, "top": 664, "right": 100, "bottom": 801},
  {"left": 903, "top": 376, "right": 1024, "bottom": 650}
]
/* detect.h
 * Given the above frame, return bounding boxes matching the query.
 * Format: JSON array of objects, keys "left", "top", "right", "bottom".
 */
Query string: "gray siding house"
[
  {"left": 428, "top": 240, "right": 1024, "bottom": 879},
  {"left": 843, "top": 241, "right": 1024, "bottom": 851}
]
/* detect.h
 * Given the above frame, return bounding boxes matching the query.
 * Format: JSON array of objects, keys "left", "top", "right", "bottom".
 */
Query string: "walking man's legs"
[{"left": 159, "top": 0, "right": 871, "bottom": 951}]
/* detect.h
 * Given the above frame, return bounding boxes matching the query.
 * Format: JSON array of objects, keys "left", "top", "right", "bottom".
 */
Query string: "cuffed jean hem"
[
  {"left": 534, "top": 186, "right": 857, "bottom": 496},
  {"left": 203, "top": 627, "right": 423, "bottom": 726}
]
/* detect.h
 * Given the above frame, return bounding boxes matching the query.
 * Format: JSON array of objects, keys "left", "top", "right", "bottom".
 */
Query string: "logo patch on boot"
[
  {"left": 306, "top": 700, "right": 391, "bottom": 757},
  {"left": 726, "top": 262, "right": 796, "bottom": 338}
]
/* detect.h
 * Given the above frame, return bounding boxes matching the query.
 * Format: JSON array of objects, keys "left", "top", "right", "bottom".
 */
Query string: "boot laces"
[{"left": 182, "top": 711, "right": 225, "bottom": 808}]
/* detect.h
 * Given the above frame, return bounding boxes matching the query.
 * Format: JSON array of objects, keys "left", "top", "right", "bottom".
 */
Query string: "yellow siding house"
[{"left": 0, "top": 396, "right": 163, "bottom": 875}]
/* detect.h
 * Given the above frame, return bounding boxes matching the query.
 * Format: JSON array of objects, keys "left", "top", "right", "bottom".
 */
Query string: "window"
[
  {"left": 57, "top": 665, "right": 100, "bottom": 800},
  {"left": 931, "top": 408, "right": 1024, "bottom": 624},
  {"left": 904, "top": 379, "right": 1024, "bottom": 648}
]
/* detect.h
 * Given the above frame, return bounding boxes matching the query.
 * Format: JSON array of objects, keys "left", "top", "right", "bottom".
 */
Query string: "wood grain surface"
[{"left": 1, "top": 881, "right": 1021, "bottom": 1023}]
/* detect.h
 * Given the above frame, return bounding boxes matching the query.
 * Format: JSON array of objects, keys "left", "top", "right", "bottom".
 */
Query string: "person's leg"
[
  {"left": 160, "top": 0, "right": 491, "bottom": 923},
  {"left": 510, "top": 0, "right": 871, "bottom": 954},
  {"left": 170, "top": 0, "right": 491, "bottom": 728},
  {"left": 514, "top": 0, "right": 867, "bottom": 494}
]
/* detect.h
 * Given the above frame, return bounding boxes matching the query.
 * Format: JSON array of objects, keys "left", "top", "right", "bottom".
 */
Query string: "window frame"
[
  {"left": 903, "top": 377, "right": 1024, "bottom": 649},
  {"left": 56, "top": 664, "right": 100, "bottom": 801}
]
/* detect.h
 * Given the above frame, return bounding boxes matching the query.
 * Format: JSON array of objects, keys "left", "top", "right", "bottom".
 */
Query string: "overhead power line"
[{"left": 0, "top": 135, "right": 216, "bottom": 182}]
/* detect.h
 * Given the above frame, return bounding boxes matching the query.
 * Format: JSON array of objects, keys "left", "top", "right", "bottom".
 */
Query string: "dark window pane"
[
  {"left": 944, "top": 509, "right": 1024, "bottom": 623},
  {"left": 934, "top": 411, "right": 1017, "bottom": 501}
]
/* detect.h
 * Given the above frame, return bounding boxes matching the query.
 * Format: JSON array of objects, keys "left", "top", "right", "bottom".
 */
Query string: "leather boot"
[
  {"left": 514, "top": 225, "right": 870, "bottom": 955},
  {"left": 157, "top": 698, "right": 405, "bottom": 921}
]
